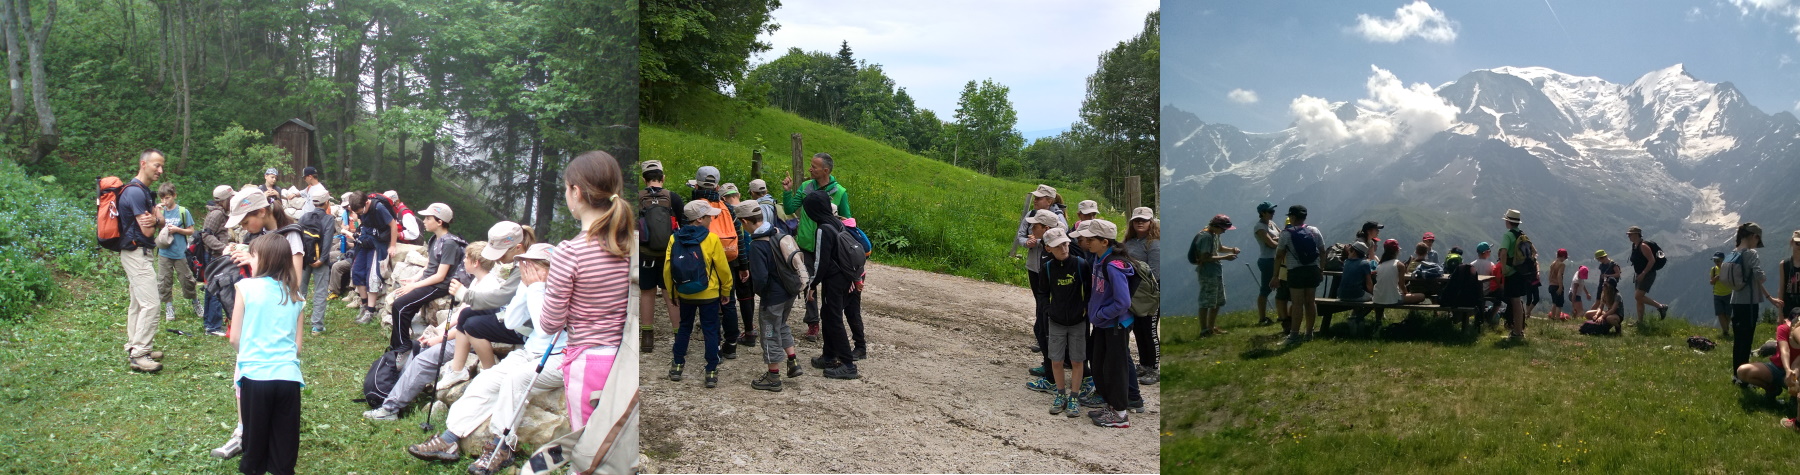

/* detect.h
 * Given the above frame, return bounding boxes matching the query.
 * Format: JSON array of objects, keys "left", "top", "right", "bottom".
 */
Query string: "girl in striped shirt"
[{"left": 540, "top": 150, "right": 635, "bottom": 431}]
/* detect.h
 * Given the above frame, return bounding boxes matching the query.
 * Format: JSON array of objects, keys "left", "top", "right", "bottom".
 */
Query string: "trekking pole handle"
[{"left": 533, "top": 331, "right": 565, "bottom": 374}]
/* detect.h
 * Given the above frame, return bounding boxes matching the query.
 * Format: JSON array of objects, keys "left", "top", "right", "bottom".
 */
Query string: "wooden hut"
[{"left": 272, "top": 118, "right": 317, "bottom": 174}]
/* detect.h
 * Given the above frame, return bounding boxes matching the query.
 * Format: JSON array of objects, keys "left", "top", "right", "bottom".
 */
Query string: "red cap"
[
  {"left": 1209, "top": 214, "right": 1236, "bottom": 231},
  {"left": 1422, "top": 232, "right": 1435, "bottom": 241},
  {"left": 1383, "top": 239, "right": 1400, "bottom": 251},
  {"left": 1556, "top": 248, "right": 1568, "bottom": 259}
]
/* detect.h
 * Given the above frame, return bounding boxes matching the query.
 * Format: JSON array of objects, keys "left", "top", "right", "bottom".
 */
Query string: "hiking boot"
[
  {"left": 810, "top": 356, "right": 839, "bottom": 369},
  {"left": 1092, "top": 410, "right": 1130, "bottom": 428},
  {"left": 164, "top": 303, "right": 176, "bottom": 322},
  {"left": 1066, "top": 392, "right": 1081, "bottom": 418},
  {"left": 130, "top": 356, "right": 162, "bottom": 372},
  {"left": 355, "top": 309, "right": 374, "bottom": 325},
  {"left": 804, "top": 323, "right": 820, "bottom": 341},
  {"left": 328, "top": 292, "right": 340, "bottom": 301},
  {"left": 210, "top": 427, "right": 243, "bottom": 459},
  {"left": 437, "top": 366, "right": 471, "bottom": 391},
  {"left": 852, "top": 345, "right": 867, "bottom": 361},
  {"left": 752, "top": 372, "right": 783, "bottom": 392},
  {"left": 363, "top": 406, "right": 400, "bottom": 421},
  {"left": 721, "top": 342, "right": 738, "bottom": 360},
  {"left": 1658, "top": 304, "right": 1670, "bottom": 320},
  {"left": 786, "top": 358, "right": 804, "bottom": 378},
  {"left": 668, "top": 364, "right": 684, "bottom": 381},
  {"left": 207, "top": 330, "right": 227, "bottom": 337},
  {"left": 1028, "top": 365, "right": 1047, "bottom": 378},
  {"left": 148, "top": 351, "right": 164, "bottom": 360},
  {"left": 1138, "top": 367, "right": 1160, "bottom": 386},
  {"left": 738, "top": 332, "right": 757, "bottom": 346},
  {"left": 407, "top": 434, "right": 461, "bottom": 462},
  {"left": 1051, "top": 391, "right": 1068, "bottom": 415},
  {"left": 1026, "top": 377, "right": 1057, "bottom": 393},
  {"left": 1079, "top": 393, "right": 1106, "bottom": 408},
  {"left": 823, "top": 365, "right": 862, "bottom": 380},
  {"left": 467, "top": 442, "right": 513, "bottom": 475},
  {"left": 1128, "top": 399, "right": 1146, "bottom": 413},
  {"left": 705, "top": 371, "right": 719, "bottom": 388}
]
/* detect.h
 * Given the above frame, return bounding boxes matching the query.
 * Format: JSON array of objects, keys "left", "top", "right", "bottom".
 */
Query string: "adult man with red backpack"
[
  {"left": 99, "top": 150, "right": 168, "bottom": 372},
  {"left": 636, "top": 160, "right": 684, "bottom": 351}
]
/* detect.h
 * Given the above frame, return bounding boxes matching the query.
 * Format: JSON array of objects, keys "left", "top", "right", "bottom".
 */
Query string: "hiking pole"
[
  {"left": 494, "top": 331, "right": 565, "bottom": 453},
  {"left": 421, "top": 309, "right": 454, "bottom": 434}
]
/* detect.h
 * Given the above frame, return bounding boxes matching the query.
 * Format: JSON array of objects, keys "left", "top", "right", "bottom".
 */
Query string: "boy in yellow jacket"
[{"left": 665, "top": 200, "right": 735, "bottom": 388}]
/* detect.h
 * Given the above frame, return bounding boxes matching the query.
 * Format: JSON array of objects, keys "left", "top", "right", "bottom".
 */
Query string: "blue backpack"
[
  {"left": 1286, "top": 225, "right": 1321, "bottom": 265},
  {"left": 668, "top": 233, "right": 712, "bottom": 295}
]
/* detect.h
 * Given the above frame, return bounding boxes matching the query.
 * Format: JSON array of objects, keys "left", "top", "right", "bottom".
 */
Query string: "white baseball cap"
[
  {"left": 683, "top": 200, "right": 721, "bottom": 221},
  {"left": 1042, "top": 227, "right": 1071, "bottom": 248},
  {"left": 516, "top": 243, "right": 556, "bottom": 262},
  {"left": 482, "top": 221, "right": 526, "bottom": 261},
  {"left": 223, "top": 189, "right": 272, "bottom": 229},
  {"left": 212, "top": 185, "right": 236, "bottom": 201},
  {"left": 1077, "top": 200, "right": 1099, "bottom": 215},
  {"left": 1068, "top": 219, "right": 1118, "bottom": 241},
  {"left": 416, "top": 202, "right": 454, "bottom": 223},
  {"left": 311, "top": 187, "right": 332, "bottom": 205}
]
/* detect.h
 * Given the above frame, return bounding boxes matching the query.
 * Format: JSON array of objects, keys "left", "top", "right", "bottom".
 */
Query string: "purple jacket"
[{"left": 1088, "top": 249, "right": 1136, "bottom": 329}]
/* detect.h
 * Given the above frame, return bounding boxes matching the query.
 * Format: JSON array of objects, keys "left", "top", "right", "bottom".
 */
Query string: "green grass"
[
  {"left": 0, "top": 274, "right": 475, "bottom": 473},
  {"left": 644, "top": 91, "right": 1121, "bottom": 286},
  {"left": 1160, "top": 309, "right": 1796, "bottom": 474}
]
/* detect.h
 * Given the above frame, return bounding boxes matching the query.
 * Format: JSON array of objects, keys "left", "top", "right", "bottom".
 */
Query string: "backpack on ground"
[
  {"left": 668, "top": 232, "right": 713, "bottom": 295},
  {"left": 704, "top": 201, "right": 741, "bottom": 261},
  {"left": 639, "top": 188, "right": 679, "bottom": 257},
  {"left": 750, "top": 230, "right": 803, "bottom": 297},
  {"left": 1645, "top": 240, "right": 1668, "bottom": 271},
  {"left": 827, "top": 226, "right": 868, "bottom": 280},
  {"left": 1126, "top": 256, "right": 1160, "bottom": 317},
  {"left": 1721, "top": 250, "right": 1753, "bottom": 291},
  {"left": 1579, "top": 321, "right": 1612, "bottom": 336},
  {"left": 360, "top": 348, "right": 408, "bottom": 409},
  {"left": 1687, "top": 336, "right": 1717, "bottom": 352},
  {"left": 297, "top": 207, "right": 333, "bottom": 269},
  {"left": 1286, "top": 225, "right": 1321, "bottom": 266},
  {"left": 1320, "top": 243, "right": 1348, "bottom": 272},
  {"left": 96, "top": 177, "right": 147, "bottom": 251}
]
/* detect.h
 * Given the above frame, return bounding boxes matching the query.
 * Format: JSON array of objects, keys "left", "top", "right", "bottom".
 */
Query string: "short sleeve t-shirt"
[
  {"left": 1191, "top": 232, "right": 1221, "bottom": 276},
  {"left": 1257, "top": 220, "right": 1279, "bottom": 260},
  {"left": 1713, "top": 266, "right": 1733, "bottom": 297},
  {"left": 1500, "top": 231, "right": 1519, "bottom": 276},
  {"left": 1276, "top": 225, "right": 1323, "bottom": 269},
  {"left": 158, "top": 206, "right": 193, "bottom": 260},
  {"left": 117, "top": 179, "right": 156, "bottom": 250},
  {"left": 1338, "top": 258, "right": 1374, "bottom": 301},
  {"left": 423, "top": 234, "right": 466, "bottom": 291},
  {"left": 1770, "top": 322, "right": 1793, "bottom": 369},
  {"left": 1731, "top": 249, "right": 1766, "bottom": 305}
]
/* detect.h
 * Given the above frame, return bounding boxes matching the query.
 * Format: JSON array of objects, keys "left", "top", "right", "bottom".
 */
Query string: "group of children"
[
  {"left": 1016, "top": 184, "right": 1159, "bottom": 429},
  {"left": 639, "top": 156, "right": 872, "bottom": 390}
]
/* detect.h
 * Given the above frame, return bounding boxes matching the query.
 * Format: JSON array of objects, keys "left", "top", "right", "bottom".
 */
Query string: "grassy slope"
[
  {"left": 0, "top": 275, "right": 471, "bottom": 474},
  {"left": 644, "top": 92, "right": 1120, "bottom": 286},
  {"left": 1160, "top": 310, "right": 1795, "bottom": 474}
]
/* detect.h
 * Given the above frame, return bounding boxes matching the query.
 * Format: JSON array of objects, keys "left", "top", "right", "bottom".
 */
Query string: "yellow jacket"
[{"left": 663, "top": 226, "right": 733, "bottom": 301}]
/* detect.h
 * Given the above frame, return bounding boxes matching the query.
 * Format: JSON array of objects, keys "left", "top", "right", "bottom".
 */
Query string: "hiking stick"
[
  {"left": 493, "top": 331, "right": 565, "bottom": 452},
  {"left": 421, "top": 297, "right": 459, "bottom": 434}
]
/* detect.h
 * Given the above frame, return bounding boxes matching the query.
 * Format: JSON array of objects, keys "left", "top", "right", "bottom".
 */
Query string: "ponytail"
[
  {"left": 518, "top": 225, "right": 538, "bottom": 248},
  {"left": 586, "top": 194, "right": 636, "bottom": 257},
  {"left": 565, "top": 150, "right": 636, "bottom": 257}
]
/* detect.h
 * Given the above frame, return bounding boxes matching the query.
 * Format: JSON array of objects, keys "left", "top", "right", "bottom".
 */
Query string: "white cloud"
[
  {"left": 1686, "top": 6, "right": 1705, "bottom": 22},
  {"left": 1227, "top": 89, "right": 1260, "bottom": 104},
  {"left": 1782, "top": 54, "right": 1794, "bottom": 68},
  {"left": 1352, "top": 1, "right": 1459, "bottom": 43},
  {"left": 1288, "top": 65, "right": 1458, "bottom": 148},
  {"left": 1793, "top": 100, "right": 1800, "bottom": 111},
  {"left": 1730, "top": 0, "right": 1800, "bottom": 42}
]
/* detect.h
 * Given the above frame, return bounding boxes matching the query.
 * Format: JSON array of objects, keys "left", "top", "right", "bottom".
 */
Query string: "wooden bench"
[{"left": 1314, "top": 269, "right": 1490, "bottom": 335}]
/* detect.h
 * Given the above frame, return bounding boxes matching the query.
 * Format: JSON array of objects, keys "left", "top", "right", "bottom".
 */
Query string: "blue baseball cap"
[
  {"left": 1476, "top": 242, "right": 1491, "bottom": 253},
  {"left": 1257, "top": 201, "right": 1277, "bottom": 213}
]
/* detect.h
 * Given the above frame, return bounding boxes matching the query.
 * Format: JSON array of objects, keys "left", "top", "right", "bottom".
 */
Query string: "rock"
[{"left": 452, "top": 385, "right": 571, "bottom": 455}]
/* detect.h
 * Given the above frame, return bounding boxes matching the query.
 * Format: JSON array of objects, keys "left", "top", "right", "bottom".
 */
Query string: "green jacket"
[{"left": 781, "top": 176, "right": 852, "bottom": 252}]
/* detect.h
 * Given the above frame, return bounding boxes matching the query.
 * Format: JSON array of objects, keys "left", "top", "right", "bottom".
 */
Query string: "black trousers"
[
  {"left": 1732, "top": 303, "right": 1761, "bottom": 372},
  {"left": 1033, "top": 285, "right": 1051, "bottom": 370},
  {"left": 722, "top": 292, "right": 742, "bottom": 348},
  {"left": 736, "top": 271, "right": 756, "bottom": 335},
  {"left": 390, "top": 286, "right": 447, "bottom": 354},
  {"left": 847, "top": 285, "right": 866, "bottom": 349},
  {"left": 239, "top": 378, "right": 301, "bottom": 475},
  {"left": 819, "top": 278, "right": 856, "bottom": 368},
  {"left": 1093, "top": 326, "right": 1132, "bottom": 411},
  {"left": 802, "top": 252, "right": 820, "bottom": 325},
  {"left": 1133, "top": 311, "right": 1160, "bottom": 369}
]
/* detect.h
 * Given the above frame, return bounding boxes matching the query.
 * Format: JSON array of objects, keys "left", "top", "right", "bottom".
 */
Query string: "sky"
[
  {"left": 755, "top": 0, "right": 1159, "bottom": 138},
  {"left": 1164, "top": 0, "right": 1800, "bottom": 133}
]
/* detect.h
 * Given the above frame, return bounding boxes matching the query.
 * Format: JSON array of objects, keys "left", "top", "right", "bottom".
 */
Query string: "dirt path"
[{"left": 638, "top": 262, "right": 1160, "bottom": 473}]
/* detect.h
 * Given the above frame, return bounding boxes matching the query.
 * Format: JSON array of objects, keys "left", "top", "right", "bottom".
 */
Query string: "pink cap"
[{"left": 1576, "top": 265, "right": 1589, "bottom": 280}]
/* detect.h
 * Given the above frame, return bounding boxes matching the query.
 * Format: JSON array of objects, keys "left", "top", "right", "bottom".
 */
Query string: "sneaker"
[
  {"left": 1028, "top": 366, "right": 1047, "bottom": 378},
  {"left": 1093, "top": 410, "right": 1130, "bottom": 428},
  {"left": 1066, "top": 393, "right": 1081, "bottom": 418},
  {"left": 1079, "top": 394, "right": 1106, "bottom": 408},
  {"left": 164, "top": 303, "right": 176, "bottom": 322},
  {"left": 206, "top": 330, "right": 227, "bottom": 337},
  {"left": 437, "top": 367, "right": 471, "bottom": 391},
  {"left": 810, "top": 356, "right": 839, "bottom": 370},
  {"left": 1051, "top": 391, "right": 1068, "bottom": 415},
  {"left": 1128, "top": 399, "right": 1146, "bottom": 413},
  {"left": 786, "top": 358, "right": 804, "bottom": 378},
  {"left": 1257, "top": 317, "right": 1274, "bottom": 326},
  {"left": 355, "top": 309, "right": 374, "bottom": 325},
  {"left": 1510, "top": 330, "right": 1526, "bottom": 341},
  {"left": 804, "top": 323, "right": 820, "bottom": 341},
  {"left": 705, "top": 371, "right": 719, "bottom": 388},
  {"left": 1283, "top": 334, "right": 1304, "bottom": 346},
  {"left": 1138, "top": 367, "right": 1160, "bottom": 386},
  {"left": 852, "top": 345, "right": 867, "bottom": 361},
  {"left": 823, "top": 365, "right": 862, "bottom": 380},
  {"left": 738, "top": 332, "right": 757, "bottom": 346},
  {"left": 328, "top": 292, "right": 340, "bottom": 301},
  {"left": 668, "top": 364, "right": 684, "bottom": 381},
  {"left": 1082, "top": 376, "right": 1094, "bottom": 394},
  {"left": 210, "top": 433, "right": 243, "bottom": 459},
  {"left": 1087, "top": 407, "right": 1108, "bottom": 419},
  {"left": 1026, "top": 377, "right": 1057, "bottom": 393},
  {"left": 130, "top": 356, "right": 162, "bottom": 372},
  {"left": 363, "top": 406, "right": 400, "bottom": 421},
  {"left": 467, "top": 443, "right": 513, "bottom": 475},
  {"left": 193, "top": 301, "right": 204, "bottom": 319},
  {"left": 407, "top": 434, "right": 461, "bottom": 462},
  {"left": 311, "top": 325, "right": 325, "bottom": 335},
  {"left": 752, "top": 372, "right": 783, "bottom": 392},
  {"left": 721, "top": 343, "right": 738, "bottom": 360}
]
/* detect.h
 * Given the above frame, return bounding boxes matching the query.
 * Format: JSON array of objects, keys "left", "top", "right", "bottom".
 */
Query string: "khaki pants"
[
  {"left": 156, "top": 255, "right": 196, "bottom": 305},
  {"left": 121, "top": 248, "right": 161, "bottom": 358}
]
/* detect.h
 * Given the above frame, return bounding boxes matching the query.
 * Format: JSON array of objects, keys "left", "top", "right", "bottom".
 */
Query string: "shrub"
[{"left": 0, "top": 160, "right": 107, "bottom": 319}]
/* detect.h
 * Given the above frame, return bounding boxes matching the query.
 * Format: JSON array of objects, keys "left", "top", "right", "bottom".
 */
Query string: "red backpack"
[{"left": 96, "top": 176, "right": 146, "bottom": 251}]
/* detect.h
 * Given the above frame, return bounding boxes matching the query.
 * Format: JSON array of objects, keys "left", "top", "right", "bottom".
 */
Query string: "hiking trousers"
[
  {"left": 819, "top": 278, "right": 857, "bottom": 368},
  {"left": 1093, "top": 325, "right": 1133, "bottom": 412},
  {"left": 156, "top": 255, "right": 196, "bottom": 305},
  {"left": 760, "top": 298, "right": 798, "bottom": 364},
  {"left": 674, "top": 301, "right": 722, "bottom": 372},
  {"left": 238, "top": 378, "right": 301, "bottom": 475},
  {"left": 722, "top": 291, "right": 742, "bottom": 349},
  {"left": 299, "top": 263, "right": 330, "bottom": 329},
  {"left": 1133, "top": 311, "right": 1160, "bottom": 369},
  {"left": 846, "top": 285, "right": 866, "bottom": 349},
  {"left": 1732, "top": 303, "right": 1761, "bottom": 372},
  {"left": 801, "top": 252, "right": 820, "bottom": 325},
  {"left": 1033, "top": 289, "right": 1052, "bottom": 370},
  {"left": 121, "top": 248, "right": 161, "bottom": 358},
  {"left": 381, "top": 339, "right": 459, "bottom": 412},
  {"left": 446, "top": 350, "right": 565, "bottom": 440},
  {"left": 390, "top": 286, "right": 447, "bottom": 353},
  {"left": 736, "top": 270, "right": 756, "bottom": 335}
]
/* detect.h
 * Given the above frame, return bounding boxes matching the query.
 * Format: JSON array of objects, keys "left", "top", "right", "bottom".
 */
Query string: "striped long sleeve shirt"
[{"left": 540, "top": 237, "right": 631, "bottom": 348}]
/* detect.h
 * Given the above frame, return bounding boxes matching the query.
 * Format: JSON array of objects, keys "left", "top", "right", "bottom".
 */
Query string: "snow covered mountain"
[{"left": 1161, "top": 65, "right": 1800, "bottom": 321}]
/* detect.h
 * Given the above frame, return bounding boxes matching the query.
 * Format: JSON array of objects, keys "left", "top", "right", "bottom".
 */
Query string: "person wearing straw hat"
[
  {"left": 1497, "top": 209, "right": 1535, "bottom": 341},
  {"left": 1123, "top": 207, "right": 1161, "bottom": 385},
  {"left": 1190, "top": 214, "right": 1239, "bottom": 336}
]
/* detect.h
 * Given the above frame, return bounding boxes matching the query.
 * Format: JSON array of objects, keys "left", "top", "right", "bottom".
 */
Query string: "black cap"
[
  {"left": 302, "top": 166, "right": 319, "bottom": 178},
  {"left": 1287, "top": 205, "right": 1307, "bottom": 218},
  {"left": 1362, "top": 221, "right": 1384, "bottom": 231}
]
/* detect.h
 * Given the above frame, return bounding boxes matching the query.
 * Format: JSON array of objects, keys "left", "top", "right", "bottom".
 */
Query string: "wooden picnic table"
[{"left": 1310, "top": 269, "right": 1493, "bottom": 335}]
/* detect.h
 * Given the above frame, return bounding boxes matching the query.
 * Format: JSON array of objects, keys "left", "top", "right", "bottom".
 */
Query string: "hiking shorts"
[
  {"left": 1549, "top": 285, "right": 1565, "bottom": 308},
  {"left": 1286, "top": 265, "right": 1322, "bottom": 290},
  {"left": 1257, "top": 258, "right": 1276, "bottom": 298},
  {"left": 639, "top": 255, "right": 665, "bottom": 291},
  {"left": 1635, "top": 270, "right": 1657, "bottom": 292},
  {"left": 1504, "top": 273, "right": 1532, "bottom": 300},
  {"left": 1197, "top": 273, "right": 1226, "bottom": 310},
  {"left": 1765, "top": 363, "right": 1790, "bottom": 395},
  {"left": 1046, "top": 321, "right": 1087, "bottom": 364},
  {"left": 1714, "top": 295, "right": 1732, "bottom": 316}
]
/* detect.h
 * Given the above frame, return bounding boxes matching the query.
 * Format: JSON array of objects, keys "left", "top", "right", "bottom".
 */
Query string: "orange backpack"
[
  {"left": 96, "top": 176, "right": 145, "bottom": 251},
  {"left": 705, "top": 200, "right": 740, "bottom": 261}
]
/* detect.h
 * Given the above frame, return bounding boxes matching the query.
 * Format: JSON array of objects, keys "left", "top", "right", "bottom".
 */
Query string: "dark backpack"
[
  {"left": 639, "top": 188, "right": 678, "bottom": 256},
  {"left": 360, "top": 348, "right": 408, "bottom": 409},
  {"left": 827, "top": 226, "right": 868, "bottom": 280},
  {"left": 188, "top": 226, "right": 213, "bottom": 282},
  {"left": 668, "top": 232, "right": 712, "bottom": 295},
  {"left": 1320, "top": 243, "right": 1348, "bottom": 272},
  {"left": 297, "top": 208, "right": 333, "bottom": 269},
  {"left": 1286, "top": 225, "right": 1321, "bottom": 265},
  {"left": 362, "top": 194, "right": 397, "bottom": 247},
  {"left": 750, "top": 230, "right": 803, "bottom": 298},
  {"left": 1439, "top": 263, "right": 1483, "bottom": 308},
  {"left": 1579, "top": 321, "right": 1611, "bottom": 336},
  {"left": 1645, "top": 240, "right": 1668, "bottom": 271},
  {"left": 1687, "top": 336, "right": 1717, "bottom": 351},
  {"left": 203, "top": 254, "right": 250, "bottom": 311}
]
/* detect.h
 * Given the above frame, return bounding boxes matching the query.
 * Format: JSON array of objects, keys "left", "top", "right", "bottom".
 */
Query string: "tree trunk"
[
  {"left": 534, "top": 142, "right": 555, "bottom": 231},
  {"left": 17, "top": 0, "right": 55, "bottom": 163},
  {"left": 176, "top": 0, "right": 190, "bottom": 172},
  {"left": 418, "top": 140, "right": 436, "bottom": 186},
  {"left": 370, "top": 21, "right": 384, "bottom": 184},
  {"left": 0, "top": 0, "right": 24, "bottom": 131}
]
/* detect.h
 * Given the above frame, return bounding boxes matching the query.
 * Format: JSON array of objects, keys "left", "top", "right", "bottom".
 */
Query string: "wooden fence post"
[
  {"left": 791, "top": 133, "right": 804, "bottom": 185},
  {"left": 1125, "top": 175, "right": 1141, "bottom": 211}
]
